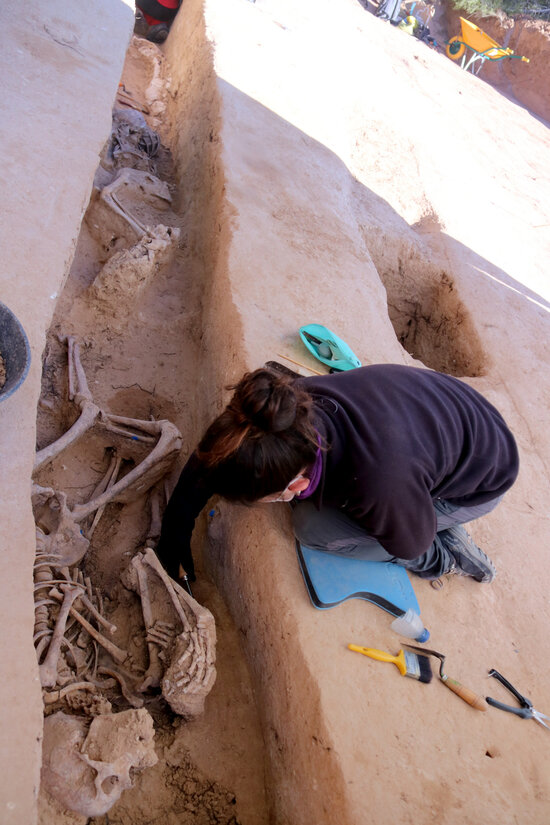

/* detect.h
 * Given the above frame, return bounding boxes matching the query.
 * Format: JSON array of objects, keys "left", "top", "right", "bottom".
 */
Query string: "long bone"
[
  {"left": 134, "top": 559, "right": 164, "bottom": 690},
  {"left": 48, "top": 588, "right": 127, "bottom": 665},
  {"left": 39, "top": 584, "right": 84, "bottom": 688},
  {"left": 146, "top": 483, "right": 164, "bottom": 545},
  {"left": 35, "top": 338, "right": 101, "bottom": 471},
  {"left": 125, "top": 548, "right": 217, "bottom": 718},
  {"left": 49, "top": 583, "right": 117, "bottom": 635},
  {"left": 86, "top": 451, "right": 123, "bottom": 538},
  {"left": 97, "top": 666, "right": 145, "bottom": 708},
  {"left": 100, "top": 170, "right": 149, "bottom": 237},
  {"left": 71, "top": 419, "right": 181, "bottom": 520}
]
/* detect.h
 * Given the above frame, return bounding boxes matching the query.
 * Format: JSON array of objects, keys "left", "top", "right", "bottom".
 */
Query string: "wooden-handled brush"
[
  {"left": 348, "top": 645, "right": 433, "bottom": 683},
  {"left": 404, "top": 644, "right": 488, "bottom": 711}
]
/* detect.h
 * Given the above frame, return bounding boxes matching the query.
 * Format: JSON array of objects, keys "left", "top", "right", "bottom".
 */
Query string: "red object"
[{"left": 139, "top": 0, "right": 180, "bottom": 26}]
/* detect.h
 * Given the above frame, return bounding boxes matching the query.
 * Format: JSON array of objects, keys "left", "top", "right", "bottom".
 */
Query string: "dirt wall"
[
  {"left": 160, "top": 0, "right": 550, "bottom": 822},
  {"left": 0, "top": 2, "right": 133, "bottom": 823}
]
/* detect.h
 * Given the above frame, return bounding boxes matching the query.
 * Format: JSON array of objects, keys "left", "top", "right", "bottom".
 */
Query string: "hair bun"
[{"left": 238, "top": 370, "right": 298, "bottom": 433}]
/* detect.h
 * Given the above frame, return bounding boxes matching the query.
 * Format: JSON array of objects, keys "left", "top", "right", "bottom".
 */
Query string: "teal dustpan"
[{"left": 299, "top": 324, "right": 361, "bottom": 372}]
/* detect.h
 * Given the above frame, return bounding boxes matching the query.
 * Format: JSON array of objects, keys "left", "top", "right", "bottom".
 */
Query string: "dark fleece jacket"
[{"left": 156, "top": 365, "right": 519, "bottom": 580}]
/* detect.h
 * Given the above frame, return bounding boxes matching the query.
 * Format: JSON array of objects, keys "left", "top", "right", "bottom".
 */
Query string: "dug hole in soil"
[{"left": 36, "top": 35, "right": 268, "bottom": 825}]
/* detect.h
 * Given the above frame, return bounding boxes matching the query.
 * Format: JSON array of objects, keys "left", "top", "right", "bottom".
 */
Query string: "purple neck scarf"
[{"left": 296, "top": 433, "right": 322, "bottom": 500}]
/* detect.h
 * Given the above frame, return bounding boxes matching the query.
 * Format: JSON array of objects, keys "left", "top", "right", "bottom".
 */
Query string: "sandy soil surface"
[{"left": 33, "top": 0, "right": 550, "bottom": 823}]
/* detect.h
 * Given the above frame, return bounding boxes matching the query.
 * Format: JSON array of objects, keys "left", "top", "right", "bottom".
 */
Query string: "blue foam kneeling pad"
[{"left": 296, "top": 541, "right": 420, "bottom": 617}]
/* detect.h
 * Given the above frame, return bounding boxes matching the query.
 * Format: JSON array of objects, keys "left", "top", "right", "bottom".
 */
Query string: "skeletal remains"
[
  {"left": 33, "top": 335, "right": 216, "bottom": 717},
  {"left": 36, "top": 93, "right": 217, "bottom": 816},
  {"left": 41, "top": 708, "right": 158, "bottom": 817}
]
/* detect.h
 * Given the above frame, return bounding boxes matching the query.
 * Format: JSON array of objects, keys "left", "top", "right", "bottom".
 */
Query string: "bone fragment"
[
  {"left": 87, "top": 452, "right": 123, "bottom": 538},
  {"left": 88, "top": 451, "right": 120, "bottom": 501},
  {"left": 135, "top": 561, "right": 164, "bottom": 690},
  {"left": 97, "top": 666, "right": 144, "bottom": 708},
  {"left": 40, "top": 585, "right": 84, "bottom": 688},
  {"left": 48, "top": 590, "right": 127, "bottom": 664},
  {"left": 49, "top": 586, "right": 117, "bottom": 635},
  {"left": 43, "top": 679, "right": 116, "bottom": 705},
  {"left": 146, "top": 483, "right": 164, "bottom": 545}
]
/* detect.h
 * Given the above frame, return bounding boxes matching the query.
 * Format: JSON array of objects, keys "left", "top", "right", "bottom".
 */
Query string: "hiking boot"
[
  {"left": 441, "top": 525, "right": 496, "bottom": 583},
  {"left": 146, "top": 23, "right": 170, "bottom": 43}
]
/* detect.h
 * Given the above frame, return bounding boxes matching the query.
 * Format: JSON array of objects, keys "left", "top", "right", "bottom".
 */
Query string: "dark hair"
[{"left": 196, "top": 368, "right": 319, "bottom": 502}]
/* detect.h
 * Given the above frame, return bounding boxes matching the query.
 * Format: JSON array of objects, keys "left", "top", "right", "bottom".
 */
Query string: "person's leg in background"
[{"left": 291, "top": 496, "right": 503, "bottom": 582}]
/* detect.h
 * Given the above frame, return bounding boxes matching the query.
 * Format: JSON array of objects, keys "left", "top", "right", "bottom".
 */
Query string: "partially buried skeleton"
[
  {"left": 34, "top": 334, "right": 216, "bottom": 716},
  {"left": 35, "top": 336, "right": 217, "bottom": 814},
  {"left": 36, "top": 89, "right": 216, "bottom": 817}
]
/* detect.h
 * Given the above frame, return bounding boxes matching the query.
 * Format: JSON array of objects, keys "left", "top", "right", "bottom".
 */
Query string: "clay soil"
[
  {"left": 36, "top": 38, "right": 267, "bottom": 825},
  {"left": 34, "top": 0, "right": 550, "bottom": 822}
]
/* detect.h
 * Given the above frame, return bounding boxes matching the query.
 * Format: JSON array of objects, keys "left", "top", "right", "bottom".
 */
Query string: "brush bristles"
[{"left": 403, "top": 651, "right": 433, "bottom": 683}]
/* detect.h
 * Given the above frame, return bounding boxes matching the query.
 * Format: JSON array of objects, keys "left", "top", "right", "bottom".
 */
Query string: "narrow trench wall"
[
  {"left": 159, "top": 1, "right": 550, "bottom": 824},
  {"left": 161, "top": 2, "right": 409, "bottom": 823},
  {"left": 0, "top": 3, "right": 133, "bottom": 823}
]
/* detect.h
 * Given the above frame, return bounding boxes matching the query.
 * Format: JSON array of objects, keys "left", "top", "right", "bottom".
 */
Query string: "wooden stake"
[{"left": 275, "top": 353, "right": 325, "bottom": 376}]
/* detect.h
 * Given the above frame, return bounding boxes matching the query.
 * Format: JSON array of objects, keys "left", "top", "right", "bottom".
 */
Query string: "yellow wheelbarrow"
[{"left": 446, "top": 17, "right": 529, "bottom": 75}]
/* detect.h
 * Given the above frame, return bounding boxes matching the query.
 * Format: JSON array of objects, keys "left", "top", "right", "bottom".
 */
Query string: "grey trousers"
[{"left": 291, "top": 496, "right": 503, "bottom": 579}]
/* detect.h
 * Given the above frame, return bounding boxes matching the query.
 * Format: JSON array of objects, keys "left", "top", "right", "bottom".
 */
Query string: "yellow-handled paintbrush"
[{"left": 348, "top": 644, "right": 433, "bottom": 683}]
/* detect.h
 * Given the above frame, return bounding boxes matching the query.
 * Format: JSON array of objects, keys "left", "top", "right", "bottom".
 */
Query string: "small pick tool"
[
  {"left": 486, "top": 669, "right": 550, "bottom": 729},
  {"left": 404, "top": 644, "right": 487, "bottom": 710}
]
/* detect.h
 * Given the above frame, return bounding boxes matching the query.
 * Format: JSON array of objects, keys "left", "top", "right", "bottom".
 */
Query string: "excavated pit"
[
  {"left": 35, "top": 33, "right": 268, "bottom": 825},
  {"left": 356, "top": 216, "right": 488, "bottom": 377},
  {"left": 384, "top": 265, "right": 487, "bottom": 377}
]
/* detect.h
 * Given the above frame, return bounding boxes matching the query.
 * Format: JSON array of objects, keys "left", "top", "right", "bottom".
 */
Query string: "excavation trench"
[
  {"left": 354, "top": 215, "right": 488, "bottom": 379},
  {"left": 36, "top": 29, "right": 268, "bottom": 825}
]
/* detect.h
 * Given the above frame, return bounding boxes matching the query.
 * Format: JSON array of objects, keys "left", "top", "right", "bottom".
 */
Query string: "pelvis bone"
[
  {"left": 41, "top": 709, "right": 157, "bottom": 817},
  {"left": 123, "top": 547, "right": 217, "bottom": 719}
]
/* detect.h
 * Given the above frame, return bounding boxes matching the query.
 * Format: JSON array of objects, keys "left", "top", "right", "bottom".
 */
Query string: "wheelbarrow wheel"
[{"left": 446, "top": 36, "right": 465, "bottom": 60}]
